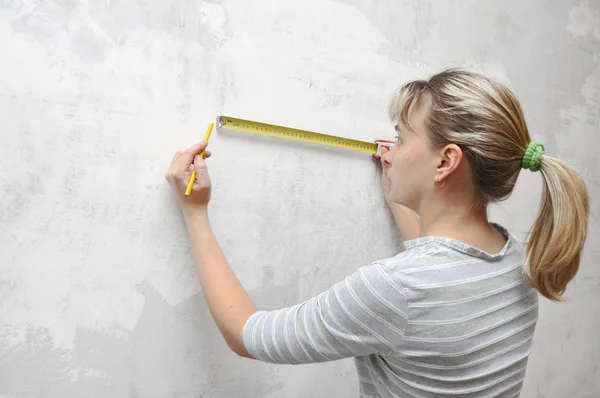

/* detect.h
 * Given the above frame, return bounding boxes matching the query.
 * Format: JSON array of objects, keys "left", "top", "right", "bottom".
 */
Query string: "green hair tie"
[{"left": 522, "top": 141, "right": 544, "bottom": 171}]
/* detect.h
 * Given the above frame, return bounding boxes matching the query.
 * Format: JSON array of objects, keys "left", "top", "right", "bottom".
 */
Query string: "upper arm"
[{"left": 242, "top": 262, "right": 408, "bottom": 364}]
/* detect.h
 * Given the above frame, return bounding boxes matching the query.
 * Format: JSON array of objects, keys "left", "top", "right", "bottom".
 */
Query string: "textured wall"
[{"left": 0, "top": 1, "right": 598, "bottom": 397}]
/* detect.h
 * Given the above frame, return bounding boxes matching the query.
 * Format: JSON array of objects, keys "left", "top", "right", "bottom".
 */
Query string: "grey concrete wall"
[{"left": 0, "top": 1, "right": 598, "bottom": 397}]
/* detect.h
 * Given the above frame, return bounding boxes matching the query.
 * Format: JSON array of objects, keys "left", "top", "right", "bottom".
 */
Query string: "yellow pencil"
[{"left": 184, "top": 122, "right": 214, "bottom": 196}]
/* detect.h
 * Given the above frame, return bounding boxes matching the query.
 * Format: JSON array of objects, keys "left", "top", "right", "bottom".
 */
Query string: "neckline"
[{"left": 401, "top": 223, "right": 516, "bottom": 261}]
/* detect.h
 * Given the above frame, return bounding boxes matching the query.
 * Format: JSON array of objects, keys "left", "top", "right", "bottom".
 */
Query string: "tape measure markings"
[{"left": 218, "top": 116, "right": 382, "bottom": 155}]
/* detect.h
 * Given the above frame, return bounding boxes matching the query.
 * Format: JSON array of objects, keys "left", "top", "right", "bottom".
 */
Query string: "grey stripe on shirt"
[{"left": 243, "top": 223, "right": 538, "bottom": 397}]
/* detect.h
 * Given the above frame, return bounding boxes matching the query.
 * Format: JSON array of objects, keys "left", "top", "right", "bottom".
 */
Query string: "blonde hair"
[{"left": 389, "top": 68, "right": 589, "bottom": 301}]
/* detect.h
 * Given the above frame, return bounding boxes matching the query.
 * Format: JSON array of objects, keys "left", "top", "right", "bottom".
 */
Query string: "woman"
[{"left": 165, "top": 69, "right": 589, "bottom": 397}]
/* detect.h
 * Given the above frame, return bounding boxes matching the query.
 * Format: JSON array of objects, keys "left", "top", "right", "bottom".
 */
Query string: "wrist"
[{"left": 183, "top": 205, "right": 209, "bottom": 221}]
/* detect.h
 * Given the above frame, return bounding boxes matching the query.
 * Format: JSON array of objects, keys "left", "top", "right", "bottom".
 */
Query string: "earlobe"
[{"left": 434, "top": 175, "right": 445, "bottom": 187}]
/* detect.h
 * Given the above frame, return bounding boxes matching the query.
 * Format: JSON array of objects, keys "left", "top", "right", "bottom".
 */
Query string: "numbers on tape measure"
[{"left": 219, "top": 116, "right": 378, "bottom": 154}]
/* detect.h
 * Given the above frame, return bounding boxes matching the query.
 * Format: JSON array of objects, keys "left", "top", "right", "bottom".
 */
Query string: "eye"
[{"left": 393, "top": 126, "right": 402, "bottom": 143}]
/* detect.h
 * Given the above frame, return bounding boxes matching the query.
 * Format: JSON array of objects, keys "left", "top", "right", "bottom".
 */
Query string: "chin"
[
  {"left": 390, "top": 195, "right": 407, "bottom": 207},
  {"left": 392, "top": 194, "right": 415, "bottom": 211}
]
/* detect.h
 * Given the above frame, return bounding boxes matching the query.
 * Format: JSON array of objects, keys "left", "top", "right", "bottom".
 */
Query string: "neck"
[{"left": 416, "top": 193, "right": 492, "bottom": 240}]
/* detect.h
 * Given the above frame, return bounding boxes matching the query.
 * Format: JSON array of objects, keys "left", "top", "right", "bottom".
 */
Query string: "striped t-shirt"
[{"left": 243, "top": 223, "right": 539, "bottom": 397}]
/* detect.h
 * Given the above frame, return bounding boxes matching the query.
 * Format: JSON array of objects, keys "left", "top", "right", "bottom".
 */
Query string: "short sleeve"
[{"left": 242, "top": 262, "right": 408, "bottom": 364}]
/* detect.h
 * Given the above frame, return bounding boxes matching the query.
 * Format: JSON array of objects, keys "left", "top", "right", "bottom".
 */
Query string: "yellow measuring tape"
[{"left": 217, "top": 116, "right": 394, "bottom": 158}]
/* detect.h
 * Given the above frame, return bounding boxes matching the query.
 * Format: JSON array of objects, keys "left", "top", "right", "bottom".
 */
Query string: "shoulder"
[
  {"left": 371, "top": 238, "right": 457, "bottom": 276},
  {"left": 371, "top": 234, "right": 524, "bottom": 286}
]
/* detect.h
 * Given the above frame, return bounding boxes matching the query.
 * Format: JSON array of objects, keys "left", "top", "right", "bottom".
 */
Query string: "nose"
[{"left": 381, "top": 147, "right": 393, "bottom": 167}]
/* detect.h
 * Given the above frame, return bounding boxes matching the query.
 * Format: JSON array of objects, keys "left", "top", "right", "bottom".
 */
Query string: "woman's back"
[
  {"left": 243, "top": 224, "right": 537, "bottom": 397},
  {"left": 357, "top": 223, "right": 538, "bottom": 397}
]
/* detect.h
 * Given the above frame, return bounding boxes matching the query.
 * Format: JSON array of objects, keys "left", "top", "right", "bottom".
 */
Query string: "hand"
[{"left": 165, "top": 142, "right": 213, "bottom": 213}]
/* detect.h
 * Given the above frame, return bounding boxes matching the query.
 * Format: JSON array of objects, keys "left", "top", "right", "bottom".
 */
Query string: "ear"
[{"left": 435, "top": 144, "right": 463, "bottom": 182}]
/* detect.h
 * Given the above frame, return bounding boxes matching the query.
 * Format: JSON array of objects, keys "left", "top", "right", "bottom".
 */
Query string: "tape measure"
[{"left": 217, "top": 115, "right": 394, "bottom": 159}]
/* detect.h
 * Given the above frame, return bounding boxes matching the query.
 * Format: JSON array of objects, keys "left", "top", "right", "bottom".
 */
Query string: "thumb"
[
  {"left": 194, "top": 155, "right": 207, "bottom": 170},
  {"left": 192, "top": 155, "right": 210, "bottom": 189}
]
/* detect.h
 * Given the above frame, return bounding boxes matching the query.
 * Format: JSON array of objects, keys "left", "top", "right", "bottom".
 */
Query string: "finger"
[
  {"left": 166, "top": 151, "right": 184, "bottom": 180},
  {"left": 170, "top": 150, "right": 183, "bottom": 168},
  {"left": 194, "top": 155, "right": 208, "bottom": 170},
  {"left": 192, "top": 155, "right": 211, "bottom": 187},
  {"left": 185, "top": 141, "right": 208, "bottom": 156},
  {"left": 175, "top": 142, "right": 209, "bottom": 169},
  {"left": 203, "top": 151, "right": 212, "bottom": 159}
]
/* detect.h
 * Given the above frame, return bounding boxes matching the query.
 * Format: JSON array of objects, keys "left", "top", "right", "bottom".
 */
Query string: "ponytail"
[{"left": 525, "top": 156, "right": 589, "bottom": 301}]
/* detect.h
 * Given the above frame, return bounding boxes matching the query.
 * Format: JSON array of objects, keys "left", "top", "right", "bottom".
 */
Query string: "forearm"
[
  {"left": 387, "top": 201, "right": 420, "bottom": 240},
  {"left": 183, "top": 208, "right": 257, "bottom": 356}
]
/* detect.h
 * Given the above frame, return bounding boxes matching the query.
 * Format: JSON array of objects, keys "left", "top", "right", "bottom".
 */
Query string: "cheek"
[
  {"left": 404, "top": 142, "right": 430, "bottom": 174},
  {"left": 390, "top": 144, "right": 427, "bottom": 192},
  {"left": 392, "top": 145, "right": 415, "bottom": 175},
  {"left": 389, "top": 149, "right": 415, "bottom": 190}
]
